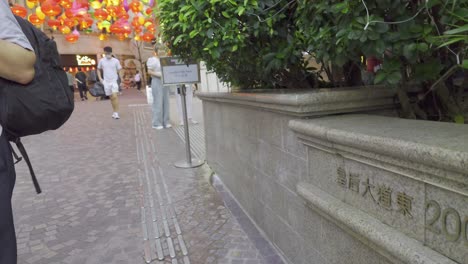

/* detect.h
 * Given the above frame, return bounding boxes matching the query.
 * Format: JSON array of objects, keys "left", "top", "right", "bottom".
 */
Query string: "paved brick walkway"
[{"left": 12, "top": 89, "right": 283, "bottom": 264}]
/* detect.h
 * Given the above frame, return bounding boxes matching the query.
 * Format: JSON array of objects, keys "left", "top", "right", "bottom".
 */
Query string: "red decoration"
[
  {"left": 11, "top": 4, "right": 28, "bottom": 18},
  {"left": 41, "top": 1, "right": 62, "bottom": 17}
]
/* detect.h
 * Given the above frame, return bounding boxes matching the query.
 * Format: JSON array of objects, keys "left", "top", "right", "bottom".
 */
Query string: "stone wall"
[
  {"left": 198, "top": 87, "right": 400, "bottom": 264},
  {"left": 291, "top": 116, "right": 466, "bottom": 264}
]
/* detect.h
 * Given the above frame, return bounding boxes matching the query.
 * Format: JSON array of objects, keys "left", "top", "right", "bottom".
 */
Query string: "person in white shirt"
[
  {"left": 0, "top": 3, "right": 36, "bottom": 263},
  {"left": 134, "top": 70, "right": 141, "bottom": 91},
  {"left": 147, "top": 44, "right": 171, "bottom": 129},
  {"left": 97, "top": 46, "right": 123, "bottom": 119}
]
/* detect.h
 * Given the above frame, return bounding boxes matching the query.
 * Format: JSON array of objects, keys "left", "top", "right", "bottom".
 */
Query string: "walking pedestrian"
[
  {"left": 66, "top": 71, "right": 76, "bottom": 93},
  {"left": 147, "top": 44, "right": 171, "bottom": 129},
  {"left": 134, "top": 70, "right": 141, "bottom": 91},
  {"left": 0, "top": 3, "right": 37, "bottom": 263},
  {"left": 75, "top": 68, "right": 88, "bottom": 101},
  {"left": 97, "top": 46, "right": 123, "bottom": 119}
]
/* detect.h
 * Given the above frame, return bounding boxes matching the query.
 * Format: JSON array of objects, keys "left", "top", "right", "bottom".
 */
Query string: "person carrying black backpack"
[{"left": 0, "top": 3, "right": 36, "bottom": 263}]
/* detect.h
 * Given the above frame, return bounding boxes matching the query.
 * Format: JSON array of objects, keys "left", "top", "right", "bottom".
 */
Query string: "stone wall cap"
[
  {"left": 289, "top": 115, "right": 468, "bottom": 175},
  {"left": 198, "top": 86, "right": 396, "bottom": 116},
  {"left": 198, "top": 86, "right": 393, "bottom": 106}
]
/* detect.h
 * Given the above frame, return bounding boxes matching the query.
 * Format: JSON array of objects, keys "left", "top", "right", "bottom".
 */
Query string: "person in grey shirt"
[{"left": 0, "top": 3, "right": 36, "bottom": 263}]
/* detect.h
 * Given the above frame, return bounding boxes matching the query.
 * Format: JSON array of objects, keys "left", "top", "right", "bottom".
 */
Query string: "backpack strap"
[{"left": 12, "top": 138, "right": 42, "bottom": 194}]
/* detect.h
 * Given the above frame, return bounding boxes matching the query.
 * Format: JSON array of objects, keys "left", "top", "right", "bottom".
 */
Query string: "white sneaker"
[
  {"left": 165, "top": 124, "right": 172, "bottom": 128},
  {"left": 112, "top": 113, "right": 116, "bottom": 119},
  {"left": 152, "top": 126, "right": 164, "bottom": 130},
  {"left": 112, "top": 112, "right": 120, "bottom": 119}
]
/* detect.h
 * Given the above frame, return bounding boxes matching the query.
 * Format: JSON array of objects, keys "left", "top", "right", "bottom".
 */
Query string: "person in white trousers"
[{"left": 175, "top": 84, "right": 198, "bottom": 126}]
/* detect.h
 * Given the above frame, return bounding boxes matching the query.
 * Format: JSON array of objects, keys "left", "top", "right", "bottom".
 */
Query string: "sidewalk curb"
[{"left": 201, "top": 163, "right": 288, "bottom": 264}]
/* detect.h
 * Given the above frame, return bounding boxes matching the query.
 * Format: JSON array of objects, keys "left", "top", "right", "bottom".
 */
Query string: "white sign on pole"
[{"left": 160, "top": 57, "right": 200, "bottom": 85}]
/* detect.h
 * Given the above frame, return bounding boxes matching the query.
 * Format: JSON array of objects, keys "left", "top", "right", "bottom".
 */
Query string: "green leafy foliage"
[{"left": 158, "top": 0, "right": 467, "bottom": 122}]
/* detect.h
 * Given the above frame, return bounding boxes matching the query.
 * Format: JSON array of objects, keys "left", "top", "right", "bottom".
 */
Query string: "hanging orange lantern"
[
  {"left": 11, "top": 4, "right": 28, "bottom": 18},
  {"left": 142, "top": 32, "right": 153, "bottom": 42},
  {"left": 59, "top": 25, "right": 71, "bottom": 34},
  {"left": 47, "top": 19, "right": 61, "bottom": 29},
  {"left": 94, "top": 9, "right": 108, "bottom": 20},
  {"left": 65, "top": 33, "right": 79, "bottom": 43},
  {"left": 28, "top": 14, "right": 44, "bottom": 26}
]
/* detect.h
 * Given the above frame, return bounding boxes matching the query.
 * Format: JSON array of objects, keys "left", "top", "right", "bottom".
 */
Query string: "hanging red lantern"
[
  {"left": 58, "top": 0, "right": 72, "bottom": 8},
  {"left": 80, "top": 16, "right": 94, "bottom": 29},
  {"left": 145, "top": 7, "right": 152, "bottom": 16},
  {"left": 142, "top": 32, "right": 154, "bottom": 42},
  {"left": 64, "top": 8, "right": 75, "bottom": 18},
  {"left": 47, "top": 19, "right": 61, "bottom": 29},
  {"left": 147, "top": 24, "right": 155, "bottom": 34},
  {"left": 94, "top": 9, "right": 108, "bottom": 20},
  {"left": 109, "top": 23, "right": 122, "bottom": 34},
  {"left": 11, "top": 4, "right": 28, "bottom": 18},
  {"left": 65, "top": 33, "right": 79, "bottom": 43},
  {"left": 63, "top": 18, "right": 75, "bottom": 27},
  {"left": 41, "top": 1, "right": 62, "bottom": 17},
  {"left": 107, "top": 6, "right": 117, "bottom": 17},
  {"left": 28, "top": 14, "right": 44, "bottom": 26},
  {"left": 131, "top": 17, "right": 139, "bottom": 27},
  {"left": 129, "top": 0, "right": 140, "bottom": 13},
  {"left": 134, "top": 26, "right": 142, "bottom": 34}
]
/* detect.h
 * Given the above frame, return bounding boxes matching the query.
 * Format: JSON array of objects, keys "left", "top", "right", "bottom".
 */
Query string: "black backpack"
[{"left": 0, "top": 16, "right": 74, "bottom": 194}]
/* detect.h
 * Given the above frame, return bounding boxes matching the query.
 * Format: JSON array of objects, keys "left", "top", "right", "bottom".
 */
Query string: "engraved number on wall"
[{"left": 426, "top": 200, "right": 468, "bottom": 246}]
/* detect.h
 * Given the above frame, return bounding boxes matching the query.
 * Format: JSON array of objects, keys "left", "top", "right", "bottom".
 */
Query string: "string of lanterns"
[{"left": 10, "top": 0, "right": 157, "bottom": 43}]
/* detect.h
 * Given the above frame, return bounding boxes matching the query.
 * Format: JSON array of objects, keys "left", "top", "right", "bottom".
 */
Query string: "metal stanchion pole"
[{"left": 174, "top": 84, "right": 204, "bottom": 168}]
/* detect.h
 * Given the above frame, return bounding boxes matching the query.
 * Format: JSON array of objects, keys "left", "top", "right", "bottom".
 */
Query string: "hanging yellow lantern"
[
  {"left": 134, "top": 34, "right": 140, "bottom": 41},
  {"left": 91, "top": 1, "right": 101, "bottom": 9},
  {"left": 138, "top": 16, "right": 145, "bottom": 25},
  {"left": 26, "top": 0, "right": 36, "bottom": 9},
  {"left": 36, "top": 6, "right": 46, "bottom": 20},
  {"left": 99, "top": 33, "right": 108, "bottom": 41}
]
